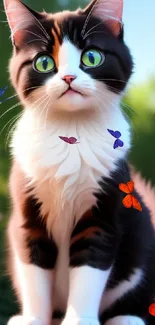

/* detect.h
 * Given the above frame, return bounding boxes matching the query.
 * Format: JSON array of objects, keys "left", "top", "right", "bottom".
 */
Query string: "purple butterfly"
[
  {"left": 59, "top": 136, "right": 80, "bottom": 144},
  {"left": 107, "top": 129, "right": 124, "bottom": 149}
]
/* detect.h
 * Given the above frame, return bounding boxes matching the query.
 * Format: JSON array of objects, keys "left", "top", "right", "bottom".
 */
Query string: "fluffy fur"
[{"left": 3, "top": 1, "right": 155, "bottom": 325}]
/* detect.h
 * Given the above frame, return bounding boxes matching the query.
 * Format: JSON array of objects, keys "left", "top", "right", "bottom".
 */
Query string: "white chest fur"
[{"left": 11, "top": 107, "right": 130, "bottom": 242}]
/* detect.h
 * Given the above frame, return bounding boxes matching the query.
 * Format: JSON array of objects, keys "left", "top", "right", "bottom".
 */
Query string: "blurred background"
[{"left": 0, "top": 0, "right": 155, "bottom": 323}]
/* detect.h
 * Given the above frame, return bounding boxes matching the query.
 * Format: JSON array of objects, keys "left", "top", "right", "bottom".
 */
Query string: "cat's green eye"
[
  {"left": 34, "top": 55, "right": 55, "bottom": 73},
  {"left": 81, "top": 49, "right": 103, "bottom": 67}
]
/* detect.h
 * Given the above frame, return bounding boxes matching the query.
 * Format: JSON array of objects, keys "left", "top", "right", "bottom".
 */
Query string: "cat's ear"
[
  {"left": 3, "top": 0, "right": 49, "bottom": 47},
  {"left": 82, "top": 0, "right": 123, "bottom": 37}
]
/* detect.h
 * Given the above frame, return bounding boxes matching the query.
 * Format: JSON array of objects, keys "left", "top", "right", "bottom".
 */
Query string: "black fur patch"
[
  {"left": 70, "top": 213, "right": 120, "bottom": 269},
  {"left": 23, "top": 195, "right": 58, "bottom": 269},
  {"left": 26, "top": 236, "right": 57, "bottom": 269},
  {"left": 70, "top": 160, "right": 155, "bottom": 322}
]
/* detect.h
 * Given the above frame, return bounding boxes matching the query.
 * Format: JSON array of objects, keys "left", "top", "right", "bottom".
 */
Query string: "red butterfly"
[
  {"left": 59, "top": 136, "right": 80, "bottom": 144},
  {"left": 119, "top": 181, "right": 142, "bottom": 211}
]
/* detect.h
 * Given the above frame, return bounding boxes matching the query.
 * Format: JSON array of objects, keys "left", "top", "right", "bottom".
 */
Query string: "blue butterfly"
[
  {"left": 107, "top": 129, "right": 124, "bottom": 149},
  {"left": 0, "top": 86, "right": 8, "bottom": 97},
  {"left": 0, "top": 86, "right": 9, "bottom": 104}
]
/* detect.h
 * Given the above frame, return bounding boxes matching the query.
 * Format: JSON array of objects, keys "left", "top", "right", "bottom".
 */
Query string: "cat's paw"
[
  {"left": 61, "top": 317, "right": 100, "bottom": 325},
  {"left": 104, "top": 316, "right": 145, "bottom": 325},
  {"left": 7, "top": 315, "right": 45, "bottom": 325}
]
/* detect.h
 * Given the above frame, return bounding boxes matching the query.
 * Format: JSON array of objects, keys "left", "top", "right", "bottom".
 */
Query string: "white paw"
[
  {"left": 61, "top": 317, "right": 100, "bottom": 325},
  {"left": 104, "top": 315, "right": 145, "bottom": 325},
  {"left": 7, "top": 315, "right": 44, "bottom": 325}
]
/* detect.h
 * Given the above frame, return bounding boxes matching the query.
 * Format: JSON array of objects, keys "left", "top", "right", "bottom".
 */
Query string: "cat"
[{"left": 3, "top": 0, "right": 155, "bottom": 324}]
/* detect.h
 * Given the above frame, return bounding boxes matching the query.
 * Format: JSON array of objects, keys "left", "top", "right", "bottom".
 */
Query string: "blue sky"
[{"left": 123, "top": 0, "right": 155, "bottom": 84}]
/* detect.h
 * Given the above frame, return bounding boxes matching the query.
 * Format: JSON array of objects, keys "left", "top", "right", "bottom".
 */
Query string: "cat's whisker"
[
  {"left": 5, "top": 115, "right": 21, "bottom": 147},
  {"left": 24, "top": 29, "right": 48, "bottom": 45},
  {"left": 43, "top": 99, "right": 51, "bottom": 133},
  {"left": 97, "top": 78, "right": 129, "bottom": 84},
  {"left": 0, "top": 102, "right": 22, "bottom": 120},
  {"left": 93, "top": 89, "right": 138, "bottom": 136},
  {"left": 24, "top": 91, "right": 45, "bottom": 107},
  {"left": 27, "top": 94, "right": 49, "bottom": 117},
  {"left": 3, "top": 95, "right": 47, "bottom": 146},
  {"left": 5, "top": 94, "right": 49, "bottom": 147},
  {"left": 81, "top": 0, "right": 97, "bottom": 38},
  {"left": 76, "top": 84, "right": 95, "bottom": 94},
  {"left": 5, "top": 113, "right": 22, "bottom": 149},
  {"left": 24, "top": 29, "right": 47, "bottom": 40},
  {"left": 81, "top": 84, "right": 113, "bottom": 106},
  {"left": 1, "top": 93, "right": 48, "bottom": 148},
  {"left": 1, "top": 85, "right": 59, "bottom": 125},
  {"left": 7, "top": 5, "right": 50, "bottom": 42},
  {"left": 0, "top": 20, "right": 8, "bottom": 23},
  {"left": 6, "top": 123, "right": 18, "bottom": 149},
  {"left": 0, "top": 86, "right": 39, "bottom": 104},
  {"left": 101, "top": 85, "right": 123, "bottom": 95},
  {"left": 87, "top": 91, "right": 109, "bottom": 114},
  {"left": 83, "top": 21, "right": 103, "bottom": 39},
  {"left": 29, "top": 12, "right": 51, "bottom": 41},
  {"left": 26, "top": 38, "right": 48, "bottom": 46},
  {"left": 35, "top": 95, "right": 49, "bottom": 130},
  {"left": 84, "top": 30, "right": 108, "bottom": 39},
  {"left": 91, "top": 89, "right": 118, "bottom": 114},
  {"left": 0, "top": 92, "right": 39, "bottom": 122},
  {"left": 121, "top": 108, "right": 138, "bottom": 140},
  {"left": 121, "top": 102, "right": 140, "bottom": 117},
  {"left": 0, "top": 112, "right": 21, "bottom": 136}
]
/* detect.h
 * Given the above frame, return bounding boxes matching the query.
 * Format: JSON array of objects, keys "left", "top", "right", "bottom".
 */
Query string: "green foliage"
[
  {"left": 0, "top": 0, "right": 155, "bottom": 324},
  {"left": 123, "top": 78, "right": 155, "bottom": 184}
]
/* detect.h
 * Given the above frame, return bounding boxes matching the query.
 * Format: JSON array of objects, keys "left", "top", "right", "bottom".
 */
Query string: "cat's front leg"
[
  {"left": 61, "top": 266, "right": 109, "bottom": 325},
  {"left": 7, "top": 316, "right": 45, "bottom": 325},
  {"left": 61, "top": 212, "right": 119, "bottom": 325},
  {"left": 7, "top": 214, "right": 58, "bottom": 325}
]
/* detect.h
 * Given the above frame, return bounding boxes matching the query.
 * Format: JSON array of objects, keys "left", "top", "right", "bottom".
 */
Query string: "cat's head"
[{"left": 4, "top": 0, "right": 133, "bottom": 115}]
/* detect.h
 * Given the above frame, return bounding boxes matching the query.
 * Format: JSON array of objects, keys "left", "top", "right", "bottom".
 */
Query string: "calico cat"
[{"left": 3, "top": 0, "right": 155, "bottom": 324}]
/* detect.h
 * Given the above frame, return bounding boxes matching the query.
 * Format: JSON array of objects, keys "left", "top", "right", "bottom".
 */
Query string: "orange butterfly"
[
  {"left": 119, "top": 181, "right": 142, "bottom": 211},
  {"left": 149, "top": 303, "right": 155, "bottom": 316}
]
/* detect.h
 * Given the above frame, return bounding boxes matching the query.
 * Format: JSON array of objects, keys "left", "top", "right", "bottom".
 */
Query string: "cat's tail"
[{"left": 131, "top": 167, "right": 155, "bottom": 227}]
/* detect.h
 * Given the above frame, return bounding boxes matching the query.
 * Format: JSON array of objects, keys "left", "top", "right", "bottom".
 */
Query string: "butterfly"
[
  {"left": 149, "top": 303, "right": 155, "bottom": 316},
  {"left": 59, "top": 136, "right": 80, "bottom": 144},
  {"left": 107, "top": 129, "right": 124, "bottom": 149},
  {"left": 119, "top": 180, "right": 142, "bottom": 211},
  {"left": 0, "top": 86, "right": 8, "bottom": 97},
  {"left": 0, "top": 86, "right": 10, "bottom": 104}
]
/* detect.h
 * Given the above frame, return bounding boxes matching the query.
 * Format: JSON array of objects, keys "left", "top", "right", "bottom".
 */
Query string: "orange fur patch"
[
  {"left": 51, "top": 27, "right": 61, "bottom": 66},
  {"left": 71, "top": 226, "right": 101, "bottom": 245}
]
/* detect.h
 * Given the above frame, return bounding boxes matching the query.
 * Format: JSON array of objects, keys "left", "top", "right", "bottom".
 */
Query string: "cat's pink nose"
[{"left": 62, "top": 75, "right": 76, "bottom": 85}]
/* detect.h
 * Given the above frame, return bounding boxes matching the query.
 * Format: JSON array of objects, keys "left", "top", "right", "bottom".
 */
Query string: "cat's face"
[{"left": 4, "top": 0, "right": 133, "bottom": 115}]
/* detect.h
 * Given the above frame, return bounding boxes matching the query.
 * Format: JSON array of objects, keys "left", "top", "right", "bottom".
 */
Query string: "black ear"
[
  {"left": 82, "top": 0, "right": 124, "bottom": 37},
  {"left": 3, "top": 0, "right": 49, "bottom": 48}
]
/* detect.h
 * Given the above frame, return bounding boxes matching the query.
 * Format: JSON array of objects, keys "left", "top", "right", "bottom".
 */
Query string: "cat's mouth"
[{"left": 60, "top": 86, "right": 82, "bottom": 98}]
